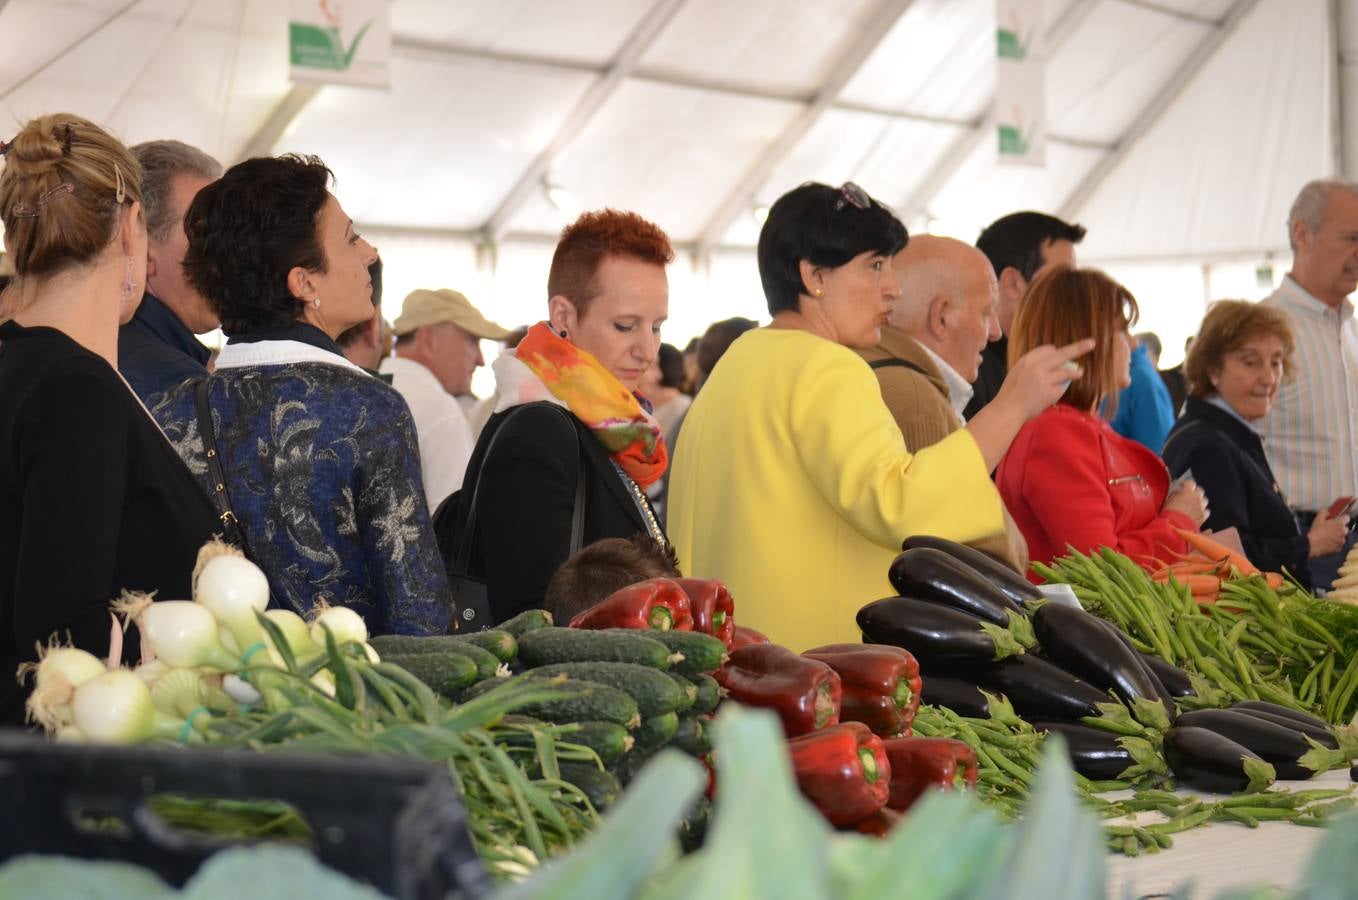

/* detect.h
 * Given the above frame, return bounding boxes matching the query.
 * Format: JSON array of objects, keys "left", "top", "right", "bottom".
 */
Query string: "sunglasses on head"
[{"left": 834, "top": 181, "right": 871, "bottom": 212}]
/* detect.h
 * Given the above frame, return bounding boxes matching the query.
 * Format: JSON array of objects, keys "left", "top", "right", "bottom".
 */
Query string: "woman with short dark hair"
[
  {"left": 1162, "top": 301, "right": 1348, "bottom": 588},
  {"left": 153, "top": 154, "right": 449, "bottom": 636},
  {"left": 668, "top": 182, "right": 1087, "bottom": 650}
]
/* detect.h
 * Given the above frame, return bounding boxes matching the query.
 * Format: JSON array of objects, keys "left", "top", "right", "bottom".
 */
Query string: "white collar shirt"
[
  {"left": 379, "top": 356, "right": 475, "bottom": 512},
  {"left": 917, "top": 343, "right": 974, "bottom": 424}
]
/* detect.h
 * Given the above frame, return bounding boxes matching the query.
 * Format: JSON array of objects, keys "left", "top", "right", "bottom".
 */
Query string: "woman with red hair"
[{"left": 448, "top": 209, "right": 675, "bottom": 623}]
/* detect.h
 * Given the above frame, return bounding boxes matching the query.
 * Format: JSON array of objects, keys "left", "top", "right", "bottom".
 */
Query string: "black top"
[
  {"left": 964, "top": 336, "right": 1007, "bottom": 420},
  {"left": 1162, "top": 396, "right": 1311, "bottom": 588},
  {"left": 455, "top": 403, "right": 659, "bottom": 624},
  {"left": 0, "top": 321, "right": 218, "bottom": 724},
  {"left": 117, "top": 292, "right": 211, "bottom": 405}
]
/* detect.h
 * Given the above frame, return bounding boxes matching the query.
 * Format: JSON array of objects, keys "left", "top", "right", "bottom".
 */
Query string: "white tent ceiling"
[{"left": 1, "top": 0, "right": 1355, "bottom": 366}]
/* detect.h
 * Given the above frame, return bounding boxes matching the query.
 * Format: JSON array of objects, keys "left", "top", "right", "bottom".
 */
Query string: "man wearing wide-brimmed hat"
[{"left": 381, "top": 288, "right": 511, "bottom": 511}]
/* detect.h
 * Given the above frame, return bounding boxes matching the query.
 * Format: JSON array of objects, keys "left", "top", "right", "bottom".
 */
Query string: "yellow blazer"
[{"left": 668, "top": 329, "right": 1005, "bottom": 652}]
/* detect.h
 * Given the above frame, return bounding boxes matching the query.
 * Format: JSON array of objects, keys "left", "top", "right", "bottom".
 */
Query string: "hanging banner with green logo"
[
  {"left": 289, "top": 0, "right": 390, "bottom": 88},
  {"left": 995, "top": 0, "right": 1045, "bottom": 166}
]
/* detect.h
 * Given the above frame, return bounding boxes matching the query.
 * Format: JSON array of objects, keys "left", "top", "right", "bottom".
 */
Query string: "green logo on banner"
[
  {"left": 997, "top": 27, "right": 1027, "bottom": 60},
  {"left": 290, "top": 19, "right": 374, "bottom": 70},
  {"left": 998, "top": 124, "right": 1031, "bottom": 156}
]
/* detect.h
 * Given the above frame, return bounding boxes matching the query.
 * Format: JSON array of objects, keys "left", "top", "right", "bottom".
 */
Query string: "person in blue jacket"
[{"left": 1111, "top": 331, "right": 1176, "bottom": 452}]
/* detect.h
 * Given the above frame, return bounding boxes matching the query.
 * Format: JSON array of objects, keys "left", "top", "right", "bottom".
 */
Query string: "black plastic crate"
[{"left": 0, "top": 729, "right": 490, "bottom": 899}]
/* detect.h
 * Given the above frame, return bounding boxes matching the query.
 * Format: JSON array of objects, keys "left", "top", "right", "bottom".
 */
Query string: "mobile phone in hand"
[
  {"left": 1170, "top": 469, "right": 1196, "bottom": 493},
  {"left": 1327, "top": 496, "right": 1356, "bottom": 519}
]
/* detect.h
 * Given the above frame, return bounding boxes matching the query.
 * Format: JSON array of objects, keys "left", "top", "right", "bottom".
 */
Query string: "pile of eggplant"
[{"left": 858, "top": 537, "right": 1346, "bottom": 792}]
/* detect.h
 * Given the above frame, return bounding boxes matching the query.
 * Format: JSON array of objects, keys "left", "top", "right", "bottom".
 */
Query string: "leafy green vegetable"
[{"left": 0, "top": 855, "right": 174, "bottom": 900}]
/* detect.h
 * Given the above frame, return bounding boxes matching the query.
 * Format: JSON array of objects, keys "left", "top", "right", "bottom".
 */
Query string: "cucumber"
[
  {"left": 669, "top": 716, "right": 711, "bottom": 756},
  {"left": 518, "top": 627, "right": 675, "bottom": 670},
  {"left": 468, "top": 677, "right": 640, "bottom": 729},
  {"left": 679, "top": 797, "right": 712, "bottom": 853},
  {"left": 610, "top": 746, "right": 652, "bottom": 786},
  {"left": 687, "top": 673, "right": 722, "bottom": 716},
  {"left": 611, "top": 629, "right": 728, "bottom": 675},
  {"left": 454, "top": 676, "right": 511, "bottom": 703},
  {"left": 563, "top": 720, "right": 635, "bottom": 765},
  {"left": 667, "top": 673, "right": 697, "bottom": 713},
  {"left": 448, "top": 630, "right": 517, "bottom": 663},
  {"left": 381, "top": 652, "right": 479, "bottom": 697},
  {"left": 369, "top": 635, "right": 503, "bottom": 679},
  {"left": 500, "top": 608, "right": 554, "bottom": 639},
  {"left": 558, "top": 761, "right": 622, "bottom": 812},
  {"left": 526, "top": 662, "right": 686, "bottom": 718},
  {"left": 635, "top": 712, "right": 680, "bottom": 752}
]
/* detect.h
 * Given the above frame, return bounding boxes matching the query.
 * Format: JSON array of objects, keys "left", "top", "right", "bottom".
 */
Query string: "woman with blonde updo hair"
[{"left": 0, "top": 114, "right": 217, "bottom": 725}]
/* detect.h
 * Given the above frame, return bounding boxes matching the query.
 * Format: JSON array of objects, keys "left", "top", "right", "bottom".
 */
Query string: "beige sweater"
[{"left": 859, "top": 328, "right": 1030, "bottom": 574}]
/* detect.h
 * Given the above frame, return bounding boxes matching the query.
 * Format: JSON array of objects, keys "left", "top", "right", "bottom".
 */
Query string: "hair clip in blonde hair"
[
  {"left": 11, "top": 182, "right": 74, "bottom": 218},
  {"left": 114, "top": 164, "right": 126, "bottom": 204}
]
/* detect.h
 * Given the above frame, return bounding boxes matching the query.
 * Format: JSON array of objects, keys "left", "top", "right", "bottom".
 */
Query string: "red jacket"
[{"left": 997, "top": 404, "right": 1195, "bottom": 579}]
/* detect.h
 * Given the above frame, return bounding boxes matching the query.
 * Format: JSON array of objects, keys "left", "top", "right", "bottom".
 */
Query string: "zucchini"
[
  {"left": 518, "top": 627, "right": 675, "bottom": 670},
  {"left": 526, "top": 662, "right": 687, "bottom": 718},
  {"left": 381, "top": 652, "right": 479, "bottom": 697},
  {"left": 558, "top": 761, "right": 622, "bottom": 812},
  {"left": 369, "top": 635, "right": 503, "bottom": 679},
  {"left": 613, "top": 629, "right": 728, "bottom": 675},
  {"left": 471, "top": 677, "right": 641, "bottom": 729},
  {"left": 500, "top": 608, "right": 554, "bottom": 639},
  {"left": 667, "top": 673, "right": 697, "bottom": 713},
  {"left": 670, "top": 716, "right": 711, "bottom": 756},
  {"left": 563, "top": 720, "right": 635, "bottom": 765},
  {"left": 687, "top": 673, "right": 722, "bottom": 716},
  {"left": 635, "top": 712, "right": 680, "bottom": 752},
  {"left": 447, "top": 629, "right": 517, "bottom": 664}
]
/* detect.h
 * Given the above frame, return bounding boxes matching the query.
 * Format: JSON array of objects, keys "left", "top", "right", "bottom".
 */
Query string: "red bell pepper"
[
  {"left": 787, "top": 721, "right": 891, "bottom": 826},
  {"left": 568, "top": 578, "right": 693, "bottom": 631},
  {"left": 728, "top": 624, "right": 770, "bottom": 651},
  {"left": 881, "top": 736, "right": 978, "bottom": 811},
  {"left": 802, "top": 644, "right": 922, "bottom": 738},
  {"left": 675, "top": 578, "right": 736, "bottom": 647},
  {"left": 848, "top": 806, "right": 901, "bottom": 837},
  {"left": 714, "top": 643, "right": 841, "bottom": 737}
]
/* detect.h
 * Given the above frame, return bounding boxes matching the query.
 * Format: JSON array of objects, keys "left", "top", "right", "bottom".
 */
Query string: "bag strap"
[
  {"left": 194, "top": 378, "right": 247, "bottom": 548},
  {"left": 453, "top": 403, "right": 587, "bottom": 576},
  {"left": 868, "top": 356, "right": 932, "bottom": 378}
]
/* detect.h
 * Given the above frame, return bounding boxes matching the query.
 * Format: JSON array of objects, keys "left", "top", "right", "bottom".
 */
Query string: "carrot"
[
  {"left": 1175, "top": 529, "right": 1259, "bottom": 576},
  {"left": 1264, "top": 572, "right": 1285, "bottom": 589}
]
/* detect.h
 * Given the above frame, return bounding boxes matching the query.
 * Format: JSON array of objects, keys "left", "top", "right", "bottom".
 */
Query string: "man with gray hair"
[
  {"left": 858, "top": 235, "right": 1027, "bottom": 571},
  {"left": 1261, "top": 178, "right": 1358, "bottom": 592},
  {"left": 118, "top": 140, "right": 222, "bottom": 404}
]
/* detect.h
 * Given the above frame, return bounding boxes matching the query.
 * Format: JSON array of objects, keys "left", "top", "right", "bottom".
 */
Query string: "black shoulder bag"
[
  {"left": 195, "top": 378, "right": 250, "bottom": 550},
  {"left": 438, "top": 403, "right": 586, "bottom": 632}
]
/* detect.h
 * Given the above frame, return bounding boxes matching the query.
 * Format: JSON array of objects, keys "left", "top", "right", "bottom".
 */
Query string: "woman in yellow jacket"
[{"left": 668, "top": 183, "right": 1093, "bottom": 650}]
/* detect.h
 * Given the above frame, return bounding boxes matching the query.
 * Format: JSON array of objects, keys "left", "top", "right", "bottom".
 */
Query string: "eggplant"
[
  {"left": 887, "top": 548, "right": 1025, "bottom": 626},
  {"left": 964, "top": 654, "right": 1109, "bottom": 722},
  {"left": 900, "top": 535, "right": 1042, "bottom": 608},
  {"left": 857, "top": 596, "right": 1022, "bottom": 663},
  {"left": 1230, "top": 700, "right": 1331, "bottom": 734},
  {"left": 1031, "top": 721, "right": 1135, "bottom": 780},
  {"left": 1032, "top": 603, "right": 1168, "bottom": 712},
  {"left": 1139, "top": 652, "right": 1194, "bottom": 698},
  {"left": 1165, "top": 725, "right": 1269, "bottom": 793},
  {"left": 1228, "top": 703, "right": 1338, "bottom": 749},
  {"left": 1175, "top": 709, "right": 1316, "bottom": 780},
  {"left": 919, "top": 674, "right": 991, "bottom": 718}
]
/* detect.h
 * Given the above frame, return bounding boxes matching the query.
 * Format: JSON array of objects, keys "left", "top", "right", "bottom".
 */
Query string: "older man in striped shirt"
[{"left": 1261, "top": 179, "right": 1358, "bottom": 592}]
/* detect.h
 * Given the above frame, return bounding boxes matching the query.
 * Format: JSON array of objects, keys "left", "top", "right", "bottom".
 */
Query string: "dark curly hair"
[
  {"left": 183, "top": 154, "right": 332, "bottom": 336},
  {"left": 548, "top": 209, "right": 675, "bottom": 319},
  {"left": 757, "top": 182, "right": 908, "bottom": 317}
]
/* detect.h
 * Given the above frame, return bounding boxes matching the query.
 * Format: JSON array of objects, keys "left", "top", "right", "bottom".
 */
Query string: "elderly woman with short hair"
[{"left": 1162, "top": 301, "right": 1349, "bottom": 588}]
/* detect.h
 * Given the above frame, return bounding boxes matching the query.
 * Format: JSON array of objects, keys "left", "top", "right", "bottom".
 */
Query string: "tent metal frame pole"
[
  {"left": 0, "top": 0, "right": 142, "bottom": 103},
  {"left": 1110, "top": 0, "right": 1222, "bottom": 27},
  {"left": 1057, "top": 0, "right": 1261, "bottom": 221},
  {"left": 234, "top": 84, "right": 321, "bottom": 164},
  {"left": 1331, "top": 0, "right": 1353, "bottom": 177},
  {"left": 476, "top": 0, "right": 689, "bottom": 244},
  {"left": 895, "top": 0, "right": 1097, "bottom": 227},
  {"left": 693, "top": 0, "right": 918, "bottom": 258}
]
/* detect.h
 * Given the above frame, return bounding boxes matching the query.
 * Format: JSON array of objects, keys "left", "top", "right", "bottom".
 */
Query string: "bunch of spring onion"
[{"left": 20, "top": 541, "right": 603, "bottom": 878}]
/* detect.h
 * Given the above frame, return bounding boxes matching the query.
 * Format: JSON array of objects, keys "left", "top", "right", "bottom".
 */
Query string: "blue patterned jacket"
[{"left": 152, "top": 339, "right": 451, "bottom": 636}]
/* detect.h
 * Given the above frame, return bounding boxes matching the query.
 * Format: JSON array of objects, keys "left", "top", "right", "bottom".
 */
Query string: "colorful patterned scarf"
[{"left": 492, "top": 322, "right": 668, "bottom": 488}]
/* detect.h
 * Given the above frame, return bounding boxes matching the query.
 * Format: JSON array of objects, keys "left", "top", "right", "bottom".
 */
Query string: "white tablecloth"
[{"left": 1104, "top": 769, "right": 1351, "bottom": 898}]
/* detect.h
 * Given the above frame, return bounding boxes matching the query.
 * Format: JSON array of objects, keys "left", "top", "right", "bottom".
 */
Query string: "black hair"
[
  {"left": 656, "top": 343, "right": 685, "bottom": 389},
  {"left": 975, "top": 211, "right": 1086, "bottom": 282},
  {"left": 368, "top": 256, "right": 383, "bottom": 307},
  {"left": 757, "top": 182, "right": 908, "bottom": 317},
  {"left": 184, "top": 154, "right": 333, "bottom": 336},
  {"left": 698, "top": 316, "right": 758, "bottom": 377}
]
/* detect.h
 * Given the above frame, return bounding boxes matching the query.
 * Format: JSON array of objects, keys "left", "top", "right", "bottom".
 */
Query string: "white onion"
[
  {"left": 263, "top": 609, "right": 322, "bottom": 663},
  {"left": 71, "top": 670, "right": 187, "bottom": 744},
  {"left": 195, "top": 555, "right": 269, "bottom": 651},
  {"left": 309, "top": 605, "right": 368, "bottom": 648},
  {"left": 222, "top": 674, "right": 261, "bottom": 705},
  {"left": 132, "top": 601, "right": 241, "bottom": 672},
  {"left": 310, "top": 669, "right": 337, "bottom": 698}
]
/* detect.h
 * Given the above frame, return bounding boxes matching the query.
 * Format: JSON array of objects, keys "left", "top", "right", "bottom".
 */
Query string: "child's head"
[{"left": 544, "top": 535, "right": 680, "bottom": 623}]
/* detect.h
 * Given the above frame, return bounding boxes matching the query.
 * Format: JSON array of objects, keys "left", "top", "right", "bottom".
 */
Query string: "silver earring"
[
  {"left": 312, "top": 297, "right": 321, "bottom": 309},
  {"left": 120, "top": 255, "right": 135, "bottom": 305}
]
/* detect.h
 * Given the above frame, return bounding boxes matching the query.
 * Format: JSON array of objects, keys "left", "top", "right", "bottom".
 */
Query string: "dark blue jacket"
[
  {"left": 1162, "top": 397, "right": 1312, "bottom": 588},
  {"left": 1112, "top": 344, "right": 1176, "bottom": 453},
  {"left": 117, "top": 292, "right": 211, "bottom": 405}
]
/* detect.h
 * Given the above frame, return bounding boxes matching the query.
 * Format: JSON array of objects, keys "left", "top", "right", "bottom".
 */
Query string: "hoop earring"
[{"left": 120, "top": 255, "right": 135, "bottom": 305}]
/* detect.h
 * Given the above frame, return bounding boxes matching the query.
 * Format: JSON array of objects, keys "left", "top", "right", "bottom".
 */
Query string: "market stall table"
[{"left": 1104, "top": 769, "right": 1349, "bottom": 897}]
